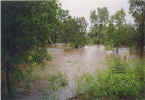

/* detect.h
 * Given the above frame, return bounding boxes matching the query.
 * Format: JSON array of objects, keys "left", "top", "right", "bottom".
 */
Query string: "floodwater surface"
[
  {"left": 46, "top": 45, "right": 106, "bottom": 100},
  {"left": 14, "top": 45, "right": 132, "bottom": 100}
]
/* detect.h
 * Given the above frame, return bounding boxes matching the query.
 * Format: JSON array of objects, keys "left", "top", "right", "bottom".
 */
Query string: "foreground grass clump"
[
  {"left": 41, "top": 72, "right": 68, "bottom": 100},
  {"left": 77, "top": 57, "right": 145, "bottom": 100},
  {"left": 48, "top": 72, "right": 68, "bottom": 91}
]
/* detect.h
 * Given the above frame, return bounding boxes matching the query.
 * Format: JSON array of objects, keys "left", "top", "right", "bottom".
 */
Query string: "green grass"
[{"left": 77, "top": 57, "right": 145, "bottom": 100}]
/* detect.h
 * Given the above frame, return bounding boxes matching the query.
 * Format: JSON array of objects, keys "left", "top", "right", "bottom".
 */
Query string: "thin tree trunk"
[
  {"left": 116, "top": 47, "right": 119, "bottom": 55},
  {"left": 140, "top": 22, "right": 144, "bottom": 58},
  {"left": 6, "top": 64, "right": 12, "bottom": 97}
]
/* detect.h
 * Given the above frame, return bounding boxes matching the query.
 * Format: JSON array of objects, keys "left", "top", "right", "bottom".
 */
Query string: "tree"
[
  {"left": 60, "top": 17, "right": 88, "bottom": 48},
  {"left": 104, "top": 9, "right": 127, "bottom": 54},
  {"left": 129, "top": 0, "right": 145, "bottom": 58},
  {"left": 90, "top": 10, "right": 98, "bottom": 26},
  {"left": 112, "top": 9, "right": 126, "bottom": 53},
  {"left": 56, "top": 8, "right": 88, "bottom": 48},
  {"left": 72, "top": 17, "right": 88, "bottom": 48},
  {"left": 89, "top": 7, "right": 109, "bottom": 44},
  {"left": 56, "top": 9, "right": 72, "bottom": 43},
  {"left": 2, "top": 0, "right": 59, "bottom": 97},
  {"left": 97, "top": 7, "right": 109, "bottom": 25}
]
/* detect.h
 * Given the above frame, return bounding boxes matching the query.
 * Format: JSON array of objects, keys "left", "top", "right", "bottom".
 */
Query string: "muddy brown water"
[{"left": 13, "top": 45, "right": 135, "bottom": 100}]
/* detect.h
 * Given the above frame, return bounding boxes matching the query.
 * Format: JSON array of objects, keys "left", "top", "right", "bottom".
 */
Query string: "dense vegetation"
[
  {"left": 77, "top": 57, "right": 145, "bottom": 100},
  {"left": 1, "top": 0, "right": 145, "bottom": 99},
  {"left": 2, "top": 1, "right": 58, "bottom": 97},
  {"left": 88, "top": 4, "right": 144, "bottom": 55}
]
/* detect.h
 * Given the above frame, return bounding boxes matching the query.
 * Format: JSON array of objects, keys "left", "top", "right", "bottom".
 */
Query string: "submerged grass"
[
  {"left": 77, "top": 57, "right": 145, "bottom": 100},
  {"left": 47, "top": 72, "right": 68, "bottom": 91},
  {"left": 41, "top": 72, "right": 68, "bottom": 100}
]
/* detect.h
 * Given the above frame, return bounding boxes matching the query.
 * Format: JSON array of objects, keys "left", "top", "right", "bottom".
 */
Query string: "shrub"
[
  {"left": 77, "top": 57, "right": 145, "bottom": 100},
  {"left": 48, "top": 72, "right": 68, "bottom": 91},
  {"left": 27, "top": 48, "right": 52, "bottom": 65}
]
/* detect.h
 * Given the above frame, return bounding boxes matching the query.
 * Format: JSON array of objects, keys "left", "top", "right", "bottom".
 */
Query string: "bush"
[
  {"left": 77, "top": 57, "right": 145, "bottom": 100},
  {"left": 27, "top": 48, "right": 52, "bottom": 65},
  {"left": 48, "top": 72, "right": 68, "bottom": 91}
]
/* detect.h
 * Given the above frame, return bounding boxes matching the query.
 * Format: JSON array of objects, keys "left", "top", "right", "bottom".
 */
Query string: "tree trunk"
[
  {"left": 6, "top": 64, "right": 12, "bottom": 97},
  {"left": 139, "top": 22, "right": 144, "bottom": 58},
  {"left": 116, "top": 47, "right": 119, "bottom": 55}
]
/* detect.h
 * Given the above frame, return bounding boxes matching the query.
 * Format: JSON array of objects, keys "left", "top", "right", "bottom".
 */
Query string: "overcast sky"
[{"left": 60, "top": 0, "right": 134, "bottom": 24}]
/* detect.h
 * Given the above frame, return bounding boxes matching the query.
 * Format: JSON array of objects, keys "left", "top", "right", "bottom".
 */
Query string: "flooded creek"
[{"left": 14, "top": 45, "right": 136, "bottom": 100}]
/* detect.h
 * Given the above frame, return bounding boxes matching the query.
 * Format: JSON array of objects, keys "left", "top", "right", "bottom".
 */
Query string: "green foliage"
[
  {"left": 48, "top": 72, "right": 68, "bottom": 91},
  {"left": 89, "top": 7, "right": 109, "bottom": 45},
  {"left": 89, "top": 7, "right": 141, "bottom": 54},
  {"left": 90, "top": 7, "right": 109, "bottom": 26},
  {"left": 2, "top": 0, "right": 57, "bottom": 69},
  {"left": 102, "top": 9, "right": 141, "bottom": 54},
  {"left": 27, "top": 48, "right": 52, "bottom": 65},
  {"left": 129, "top": 0, "right": 145, "bottom": 58},
  {"left": 129, "top": 0, "right": 145, "bottom": 24},
  {"left": 77, "top": 58, "right": 145, "bottom": 100},
  {"left": 1, "top": 1, "right": 58, "bottom": 96},
  {"left": 103, "top": 9, "right": 126, "bottom": 49},
  {"left": 58, "top": 15, "right": 88, "bottom": 48}
]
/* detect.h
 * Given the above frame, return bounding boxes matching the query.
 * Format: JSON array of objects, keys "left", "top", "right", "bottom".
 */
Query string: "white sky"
[{"left": 59, "top": 0, "right": 134, "bottom": 24}]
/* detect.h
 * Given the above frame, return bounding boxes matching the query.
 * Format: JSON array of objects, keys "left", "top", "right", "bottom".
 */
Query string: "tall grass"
[{"left": 77, "top": 57, "right": 145, "bottom": 100}]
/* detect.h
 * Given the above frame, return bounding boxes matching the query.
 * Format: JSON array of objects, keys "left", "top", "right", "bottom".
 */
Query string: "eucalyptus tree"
[
  {"left": 97, "top": 7, "right": 109, "bottom": 26},
  {"left": 112, "top": 9, "right": 126, "bottom": 53},
  {"left": 104, "top": 9, "right": 127, "bottom": 53},
  {"left": 129, "top": 0, "right": 145, "bottom": 58},
  {"left": 90, "top": 10, "right": 98, "bottom": 26},
  {"left": 60, "top": 16, "right": 88, "bottom": 48},
  {"left": 89, "top": 10, "right": 99, "bottom": 44},
  {"left": 89, "top": 7, "right": 109, "bottom": 44},
  {"left": 73, "top": 17, "right": 88, "bottom": 48},
  {"left": 56, "top": 9, "right": 72, "bottom": 43}
]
